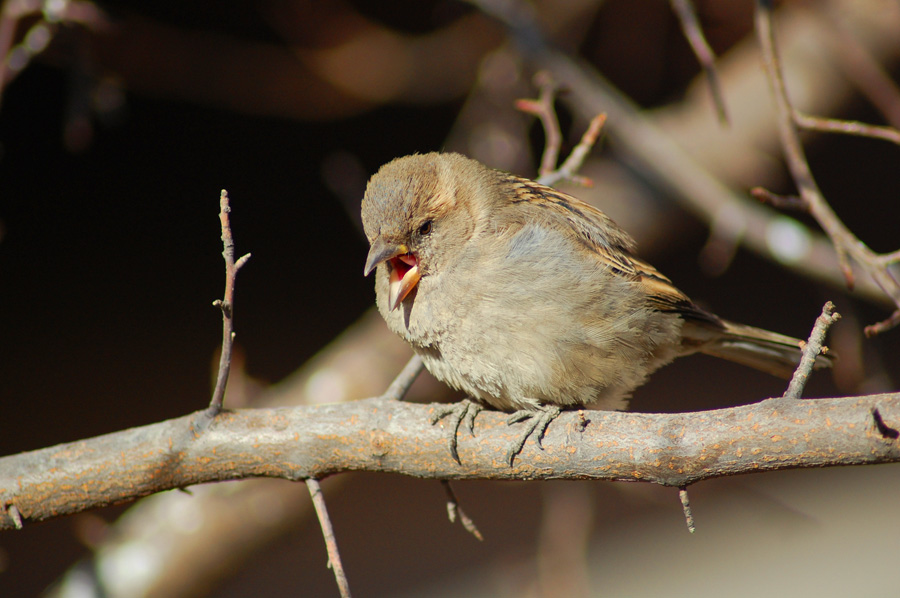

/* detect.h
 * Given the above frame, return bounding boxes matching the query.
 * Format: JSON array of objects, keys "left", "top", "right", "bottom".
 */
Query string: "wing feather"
[{"left": 498, "top": 173, "right": 714, "bottom": 320}]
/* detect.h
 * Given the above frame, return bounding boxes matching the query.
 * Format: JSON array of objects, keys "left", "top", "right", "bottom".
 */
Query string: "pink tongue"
[{"left": 391, "top": 254, "right": 417, "bottom": 277}]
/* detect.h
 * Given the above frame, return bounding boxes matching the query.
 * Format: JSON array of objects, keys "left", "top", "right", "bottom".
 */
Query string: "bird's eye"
[{"left": 418, "top": 220, "right": 433, "bottom": 236}]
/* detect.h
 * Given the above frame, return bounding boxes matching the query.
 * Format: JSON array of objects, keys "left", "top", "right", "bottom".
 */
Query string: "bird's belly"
[
  {"left": 413, "top": 328, "right": 635, "bottom": 412},
  {"left": 416, "top": 344, "right": 544, "bottom": 411}
]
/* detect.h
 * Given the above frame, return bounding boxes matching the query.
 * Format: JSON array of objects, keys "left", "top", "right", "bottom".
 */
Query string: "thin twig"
[
  {"left": 381, "top": 354, "right": 424, "bottom": 401},
  {"left": 207, "top": 190, "right": 251, "bottom": 416},
  {"left": 783, "top": 302, "right": 840, "bottom": 401},
  {"left": 441, "top": 480, "right": 483, "bottom": 541},
  {"left": 307, "top": 479, "right": 352, "bottom": 598},
  {"left": 755, "top": 0, "right": 900, "bottom": 335},
  {"left": 518, "top": 74, "right": 607, "bottom": 188},
  {"left": 864, "top": 309, "right": 900, "bottom": 337},
  {"left": 539, "top": 113, "right": 607, "bottom": 187},
  {"left": 793, "top": 111, "right": 900, "bottom": 147},
  {"left": 6, "top": 503, "right": 22, "bottom": 529},
  {"left": 515, "top": 70, "right": 563, "bottom": 176},
  {"left": 678, "top": 487, "right": 695, "bottom": 534},
  {"left": 750, "top": 186, "right": 805, "bottom": 211},
  {"left": 669, "top": 0, "right": 729, "bottom": 125}
]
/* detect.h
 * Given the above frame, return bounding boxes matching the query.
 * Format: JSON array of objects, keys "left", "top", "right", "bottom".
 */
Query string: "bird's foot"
[
  {"left": 505, "top": 406, "right": 562, "bottom": 466},
  {"left": 429, "top": 399, "right": 483, "bottom": 464}
]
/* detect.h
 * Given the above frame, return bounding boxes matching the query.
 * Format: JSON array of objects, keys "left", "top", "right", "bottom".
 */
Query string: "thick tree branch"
[{"left": 2, "top": 393, "right": 899, "bottom": 530}]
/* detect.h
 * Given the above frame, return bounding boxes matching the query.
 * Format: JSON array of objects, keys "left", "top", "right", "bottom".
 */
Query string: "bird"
[{"left": 361, "top": 152, "right": 832, "bottom": 465}]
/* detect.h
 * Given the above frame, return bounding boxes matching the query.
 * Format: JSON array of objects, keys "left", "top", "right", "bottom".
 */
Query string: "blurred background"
[{"left": 1, "top": 0, "right": 899, "bottom": 596}]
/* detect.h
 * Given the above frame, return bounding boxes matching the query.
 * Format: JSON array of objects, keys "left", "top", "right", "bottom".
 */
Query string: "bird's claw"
[
  {"left": 429, "top": 399, "right": 483, "bottom": 464},
  {"left": 504, "top": 406, "right": 561, "bottom": 466}
]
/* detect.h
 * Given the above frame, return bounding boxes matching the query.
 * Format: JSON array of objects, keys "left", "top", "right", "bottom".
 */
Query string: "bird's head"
[{"left": 361, "top": 153, "right": 486, "bottom": 310}]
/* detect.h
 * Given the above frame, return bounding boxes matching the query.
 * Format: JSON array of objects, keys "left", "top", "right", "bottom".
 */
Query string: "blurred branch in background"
[
  {"left": 669, "top": 0, "right": 729, "bottom": 125},
  {"left": 0, "top": 0, "right": 108, "bottom": 106},
  {"left": 477, "top": 0, "right": 900, "bottom": 305},
  {"left": 83, "top": 1, "right": 502, "bottom": 121},
  {"left": 755, "top": 0, "right": 900, "bottom": 336}
]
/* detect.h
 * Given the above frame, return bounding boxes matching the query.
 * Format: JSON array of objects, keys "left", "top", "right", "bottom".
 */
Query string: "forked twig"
[
  {"left": 307, "top": 479, "right": 352, "bottom": 598},
  {"left": 541, "top": 113, "right": 607, "bottom": 187},
  {"left": 208, "top": 190, "right": 251, "bottom": 416},
  {"left": 755, "top": 1, "right": 900, "bottom": 336},
  {"left": 516, "top": 71, "right": 563, "bottom": 177},
  {"left": 517, "top": 73, "right": 608, "bottom": 188}
]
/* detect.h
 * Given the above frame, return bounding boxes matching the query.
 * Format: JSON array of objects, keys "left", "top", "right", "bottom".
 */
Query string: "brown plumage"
[{"left": 361, "top": 152, "right": 832, "bottom": 464}]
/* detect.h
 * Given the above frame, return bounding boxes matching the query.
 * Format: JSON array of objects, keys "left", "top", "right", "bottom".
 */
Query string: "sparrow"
[{"left": 361, "top": 152, "right": 832, "bottom": 465}]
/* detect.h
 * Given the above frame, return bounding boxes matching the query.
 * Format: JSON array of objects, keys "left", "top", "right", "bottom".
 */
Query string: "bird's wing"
[{"left": 500, "top": 173, "right": 718, "bottom": 322}]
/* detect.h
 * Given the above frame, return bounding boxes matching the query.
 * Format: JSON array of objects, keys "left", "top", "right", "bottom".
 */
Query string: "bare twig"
[
  {"left": 783, "top": 302, "right": 840, "bottom": 401},
  {"left": 441, "top": 480, "right": 483, "bottom": 541},
  {"left": 380, "top": 354, "right": 424, "bottom": 401},
  {"left": 864, "top": 309, "right": 900, "bottom": 337},
  {"left": 669, "top": 0, "right": 729, "bottom": 125},
  {"left": 750, "top": 186, "right": 805, "bottom": 211},
  {"left": 793, "top": 111, "right": 900, "bottom": 147},
  {"left": 678, "top": 487, "right": 695, "bottom": 534},
  {"left": 539, "top": 113, "right": 607, "bottom": 187},
  {"left": 516, "top": 70, "right": 563, "bottom": 176},
  {"left": 517, "top": 73, "right": 607, "bottom": 189},
  {"left": 307, "top": 478, "right": 352, "bottom": 598},
  {"left": 6, "top": 503, "right": 22, "bottom": 529},
  {"left": 207, "top": 190, "right": 251, "bottom": 416},
  {"left": 755, "top": 1, "right": 900, "bottom": 335}
]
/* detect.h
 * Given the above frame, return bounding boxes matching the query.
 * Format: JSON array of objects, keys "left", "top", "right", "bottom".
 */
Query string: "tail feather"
[{"left": 687, "top": 319, "right": 835, "bottom": 379}]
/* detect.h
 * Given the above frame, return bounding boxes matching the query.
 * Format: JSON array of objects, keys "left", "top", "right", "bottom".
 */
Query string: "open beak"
[{"left": 364, "top": 238, "right": 421, "bottom": 311}]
